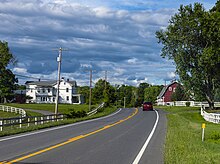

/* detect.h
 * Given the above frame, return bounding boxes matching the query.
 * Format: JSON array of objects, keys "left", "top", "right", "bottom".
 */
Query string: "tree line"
[{"left": 78, "top": 79, "right": 163, "bottom": 107}]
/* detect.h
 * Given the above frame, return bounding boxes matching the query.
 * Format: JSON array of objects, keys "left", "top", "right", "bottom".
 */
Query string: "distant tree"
[
  {"left": 78, "top": 86, "right": 90, "bottom": 104},
  {"left": 0, "top": 41, "right": 17, "bottom": 103},
  {"left": 144, "top": 85, "right": 163, "bottom": 103},
  {"left": 156, "top": 3, "right": 220, "bottom": 109},
  {"left": 137, "top": 83, "right": 150, "bottom": 106}
]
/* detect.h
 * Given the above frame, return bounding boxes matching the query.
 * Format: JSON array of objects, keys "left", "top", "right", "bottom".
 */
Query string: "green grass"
[
  {"left": 4, "top": 103, "right": 97, "bottom": 114},
  {"left": 0, "top": 111, "right": 20, "bottom": 118},
  {"left": 155, "top": 106, "right": 220, "bottom": 164}
]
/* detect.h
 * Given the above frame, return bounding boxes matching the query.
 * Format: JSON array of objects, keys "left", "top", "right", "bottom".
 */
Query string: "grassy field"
[
  {"left": 155, "top": 106, "right": 220, "bottom": 164},
  {"left": 0, "top": 111, "right": 20, "bottom": 118},
  {"left": 4, "top": 103, "right": 97, "bottom": 114}
]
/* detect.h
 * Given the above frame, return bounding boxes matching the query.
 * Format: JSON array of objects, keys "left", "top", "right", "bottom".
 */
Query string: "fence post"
[
  {"left": 35, "top": 117, "right": 37, "bottom": 125},
  {"left": 41, "top": 117, "right": 44, "bottom": 124},
  {"left": 0, "top": 120, "right": 2, "bottom": 131},
  {"left": 19, "top": 118, "right": 22, "bottom": 128},
  {"left": 28, "top": 118, "right": 30, "bottom": 127}
]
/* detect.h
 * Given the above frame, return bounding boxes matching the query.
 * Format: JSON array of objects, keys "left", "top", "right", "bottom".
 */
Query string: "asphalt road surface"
[{"left": 0, "top": 108, "right": 166, "bottom": 164}]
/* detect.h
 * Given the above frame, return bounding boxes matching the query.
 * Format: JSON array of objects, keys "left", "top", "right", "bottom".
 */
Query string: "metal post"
[
  {"left": 55, "top": 48, "right": 62, "bottom": 115},
  {"left": 124, "top": 97, "right": 126, "bottom": 108}
]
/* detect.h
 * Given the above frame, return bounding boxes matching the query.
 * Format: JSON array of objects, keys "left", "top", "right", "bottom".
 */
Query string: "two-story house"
[{"left": 25, "top": 78, "right": 83, "bottom": 104}]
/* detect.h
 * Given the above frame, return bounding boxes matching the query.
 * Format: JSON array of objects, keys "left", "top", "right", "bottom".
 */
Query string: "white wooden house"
[{"left": 25, "top": 78, "right": 83, "bottom": 104}]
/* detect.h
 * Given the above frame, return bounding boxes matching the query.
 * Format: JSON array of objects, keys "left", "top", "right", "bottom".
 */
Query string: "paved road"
[{"left": 0, "top": 108, "right": 166, "bottom": 164}]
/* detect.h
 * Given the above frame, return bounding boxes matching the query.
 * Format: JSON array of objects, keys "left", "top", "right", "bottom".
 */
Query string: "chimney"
[
  {"left": 67, "top": 78, "right": 69, "bottom": 82},
  {"left": 38, "top": 79, "right": 40, "bottom": 82}
]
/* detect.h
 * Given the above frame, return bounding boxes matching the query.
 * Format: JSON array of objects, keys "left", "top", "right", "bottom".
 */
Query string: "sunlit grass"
[{"left": 156, "top": 106, "right": 220, "bottom": 164}]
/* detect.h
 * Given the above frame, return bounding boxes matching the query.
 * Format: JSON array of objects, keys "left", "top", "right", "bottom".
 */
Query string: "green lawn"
[
  {"left": 0, "top": 111, "right": 20, "bottom": 118},
  {"left": 155, "top": 106, "right": 220, "bottom": 164},
  {"left": 4, "top": 103, "right": 97, "bottom": 114}
]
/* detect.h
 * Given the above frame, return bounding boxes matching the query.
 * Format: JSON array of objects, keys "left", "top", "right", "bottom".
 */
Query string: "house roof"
[
  {"left": 25, "top": 80, "right": 77, "bottom": 87},
  {"left": 157, "top": 81, "right": 178, "bottom": 98}
]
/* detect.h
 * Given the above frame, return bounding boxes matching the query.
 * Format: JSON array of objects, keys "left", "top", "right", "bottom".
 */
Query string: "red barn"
[{"left": 157, "top": 82, "right": 179, "bottom": 105}]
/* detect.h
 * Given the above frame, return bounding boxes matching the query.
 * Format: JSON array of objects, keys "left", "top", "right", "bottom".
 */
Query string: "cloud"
[{"left": 0, "top": 0, "right": 216, "bottom": 86}]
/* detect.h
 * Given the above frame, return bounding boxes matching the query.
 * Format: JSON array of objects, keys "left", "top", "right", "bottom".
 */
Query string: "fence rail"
[
  {"left": 0, "top": 105, "right": 26, "bottom": 117},
  {"left": 157, "top": 101, "right": 220, "bottom": 107},
  {"left": 0, "top": 114, "right": 64, "bottom": 131},
  {"left": 201, "top": 106, "right": 220, "bottom": 124},
  {"left": 87, "top": 102, "right": 105, "bottom": 116}
]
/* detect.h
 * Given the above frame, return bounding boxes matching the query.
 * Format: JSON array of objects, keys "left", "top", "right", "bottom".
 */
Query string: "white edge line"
[
  {"left": 0, "top": 108, "right": 122, "bottom": 142},
  {"left": 132, "top": 109, "right": 159, "bottom": 164}
]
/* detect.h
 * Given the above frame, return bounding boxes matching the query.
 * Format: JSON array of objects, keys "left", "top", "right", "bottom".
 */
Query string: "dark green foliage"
[
  {"left": 156, "top": 3, "right": 220, "bottom": 109},
  {"left": 185, "top": 102, "right": 190, "bottom": 107},
  {"left": 66, "top": 109, "right": 87, "bottom": 119},
  {"left": 144, "top": 85, "right": 163, "bottom": 103},
  {"left": 0, "top": 41, "right": 18, "bottom": 103},
  {"left": 136, "top": 83, "right": 150, "bottom": 106},
  {"left": 171, "top": 84, "right": 187, "bottom": 101}
]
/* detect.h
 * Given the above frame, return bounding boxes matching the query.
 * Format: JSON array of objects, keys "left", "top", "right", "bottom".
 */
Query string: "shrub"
[
  {"left": 185, "top": 102, "right": 190, "bottom": 107},
  {"left": 66, "top": 109, "right": 87, "bottom": 118}
]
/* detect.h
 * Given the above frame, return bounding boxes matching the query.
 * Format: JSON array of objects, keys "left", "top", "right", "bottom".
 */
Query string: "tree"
[
  {"left": 78, "top": 86, "right": 90, "bottom": 104},
  {"left": 156, "top": 3, "right": 220, "bottom": 109},
  {"left": 144, "top": 85, "right": 163, "bottom": 103},
  {"left": 0, "top": 41, "right": 17, "bottom": 103},
  {"left": 171, "top": 84, "right": 187, "bottom": 101},
  {"left": 137, "top": 83, "right": 150, "bottom": 106}
]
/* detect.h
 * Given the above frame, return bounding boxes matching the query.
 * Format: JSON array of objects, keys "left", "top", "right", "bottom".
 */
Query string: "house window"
[
  {"left": 66, "top": 88, "right": 69, "bottom": 92},
  {"left": 31, "top": 89, "right": 33, "bottom": 93},
  {"left": 169, "top": 87, "right": 172, "bottom": 91},
  {"left": 48, "top": 88, "right": 50, "bottom": 93},
  {"left": 42, "top": 88, "right": 45, "bottom": 93},
  {"left": 66, "top": 96, "right": 69, "bottom": 101}
]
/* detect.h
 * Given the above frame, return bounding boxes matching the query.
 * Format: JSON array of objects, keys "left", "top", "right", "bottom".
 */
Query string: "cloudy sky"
[{"left": 0, "top": 0, "right": 217, "bottom": 86}]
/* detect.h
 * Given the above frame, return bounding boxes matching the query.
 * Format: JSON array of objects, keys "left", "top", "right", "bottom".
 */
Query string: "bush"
[
  {"left": 185, "top": 102, "right": 190, "bottom": 107},
  {"left": 66, "top": 109, "right": 87, "bottom": 118}
]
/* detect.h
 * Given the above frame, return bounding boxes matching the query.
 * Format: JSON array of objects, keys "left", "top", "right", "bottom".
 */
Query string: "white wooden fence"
[
  {"left": 87, "top": 102, "right": 105, "bottom": 116},
  {"left": 0, "top": 105, "right": 26, "bottom": 117},
  {"left": 200, "top": 106, "right": 220, "bottom": 124},
  {"left": 0, "top": 114, "right": 64, "bottom": 131},
  {"left": 158, "top": 101, "right": 220, "bottom": 107}
]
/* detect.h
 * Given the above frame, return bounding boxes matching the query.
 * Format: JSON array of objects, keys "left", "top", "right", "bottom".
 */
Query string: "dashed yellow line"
[{"left": 4, "top": 108, "right": 138, "bottom": 164}]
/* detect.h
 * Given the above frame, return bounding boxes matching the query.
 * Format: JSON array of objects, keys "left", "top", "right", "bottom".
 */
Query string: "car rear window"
[{"left": 143, "top": 102, "right": 152, "bottom": 105}]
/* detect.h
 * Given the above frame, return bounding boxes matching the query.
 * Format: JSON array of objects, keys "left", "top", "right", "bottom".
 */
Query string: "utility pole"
[
  {"left": 104, "top": 70, "right": 107, "bottom": 90},
  {"left": 84, "top": 67, "right": 95, "bottom": 111},
  {"left": 124, "top": 97, "right": 126, "bottom": 108},
  {"left": 54, "top": 47, "right": 67, "bottom": 115},
  {"left": 89, "top": 69, "right": 92, "bottom": 112}
]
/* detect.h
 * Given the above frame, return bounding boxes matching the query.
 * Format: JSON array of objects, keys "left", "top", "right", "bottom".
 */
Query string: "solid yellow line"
[{"left": 5, "top": 108, "right": 138, "bottom": 164}]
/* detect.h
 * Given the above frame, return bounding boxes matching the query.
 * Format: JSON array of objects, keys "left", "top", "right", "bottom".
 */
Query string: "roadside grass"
[
  {"left": 0, "top": 111, "right": 20, "bottom": 118},
  {"left": 0, "top": 105, "right": 117, "bottom": 137},
  {"left": 155, "top": 106, "right": 220, "bottom": 164},
  {"left": 4, "top": 103, "right": 97, "bottom": 114}
]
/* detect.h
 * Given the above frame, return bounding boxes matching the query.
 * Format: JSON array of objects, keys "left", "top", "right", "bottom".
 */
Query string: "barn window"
[{"left": 169, "top": 87, "right": 172, "bottom": 91}]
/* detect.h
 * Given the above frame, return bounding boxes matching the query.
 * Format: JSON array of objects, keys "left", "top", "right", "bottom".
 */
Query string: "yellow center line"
[{"left": 4, "top": 108, "right": 138, "bottom": 164}]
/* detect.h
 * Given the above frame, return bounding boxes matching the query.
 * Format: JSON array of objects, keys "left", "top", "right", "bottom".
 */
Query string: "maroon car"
[{"left": 143, "top": 102, "right": 153, "bottom": 111}]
